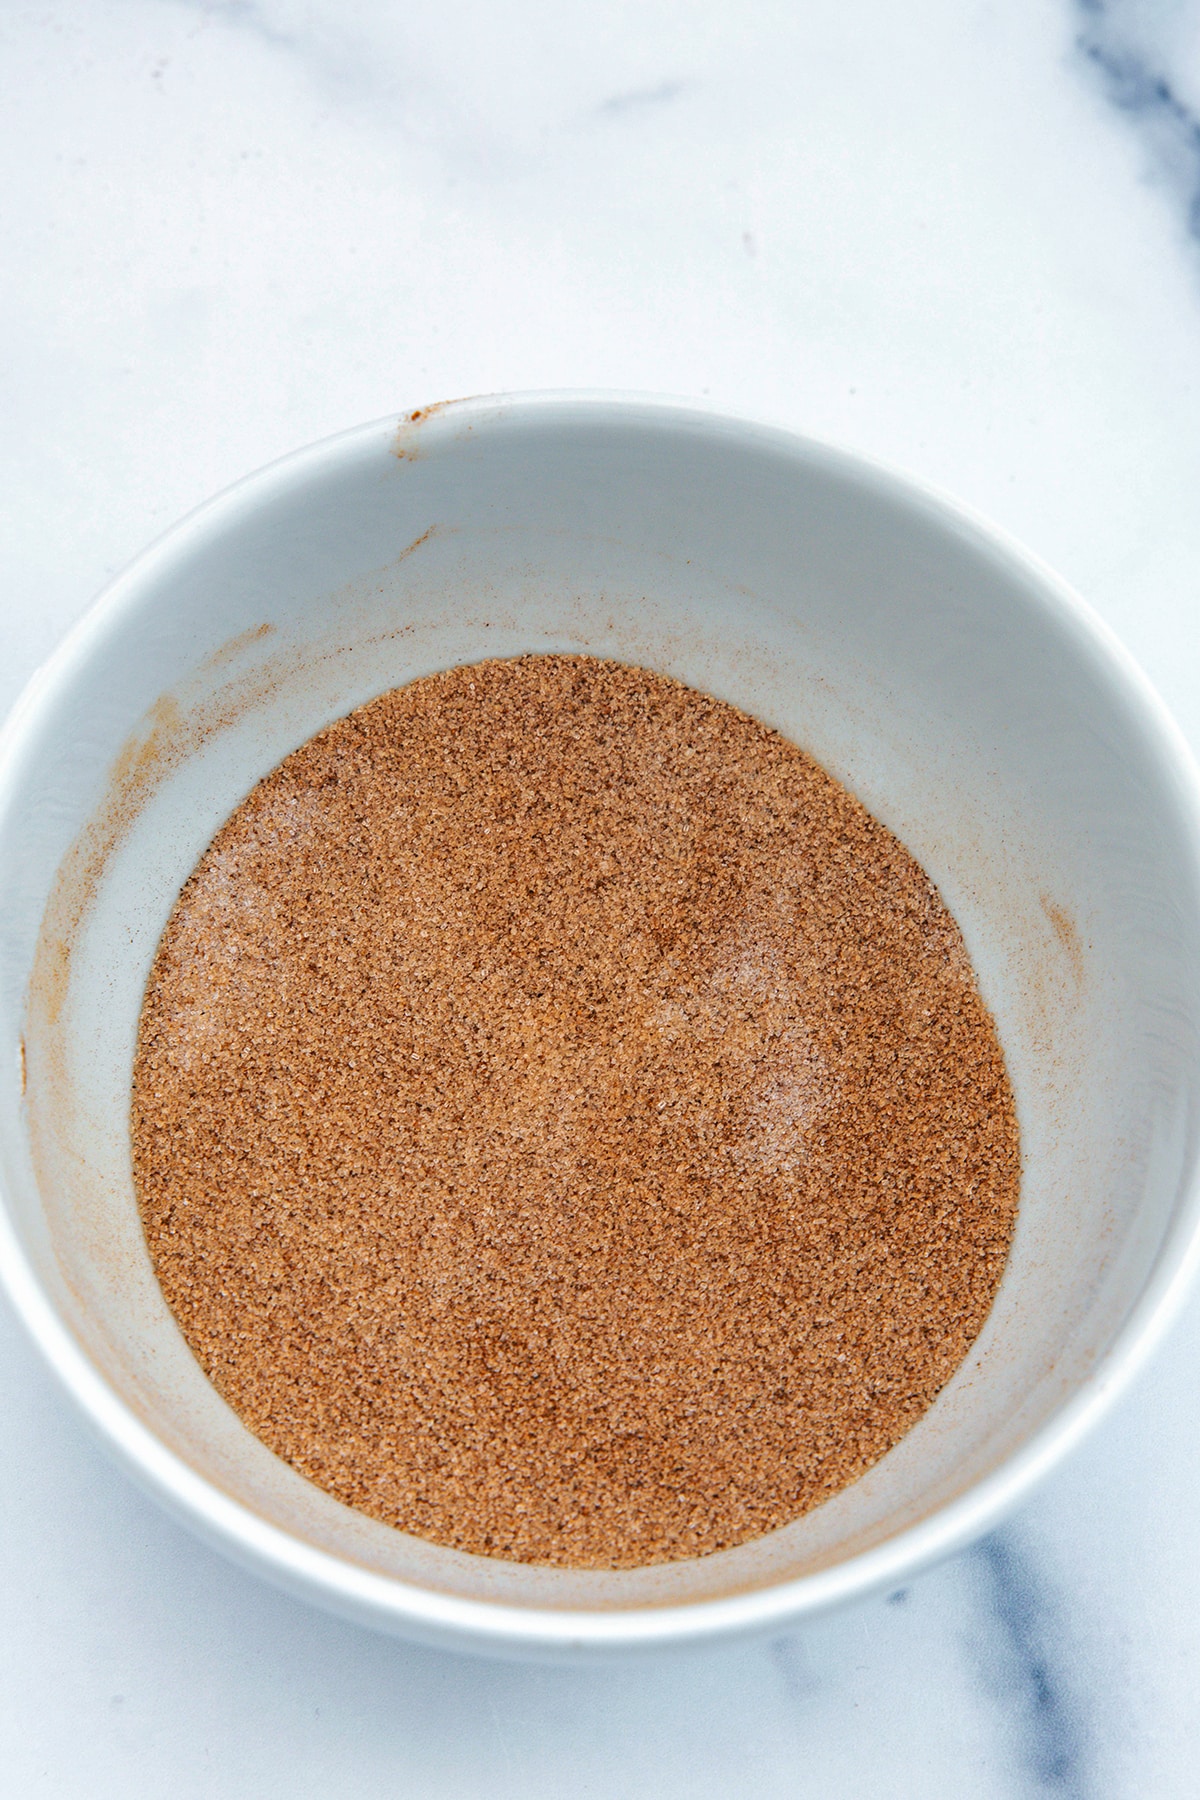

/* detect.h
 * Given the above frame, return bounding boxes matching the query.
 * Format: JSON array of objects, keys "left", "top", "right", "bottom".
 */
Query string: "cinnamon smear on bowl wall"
[{"left": 131, "top": 655, "right": 1019, "bottom": 1568}]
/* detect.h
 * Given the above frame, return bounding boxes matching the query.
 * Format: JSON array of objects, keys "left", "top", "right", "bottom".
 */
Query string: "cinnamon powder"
[{"left": 131, "top": 654, "right": 1019, "bottom": 1567}]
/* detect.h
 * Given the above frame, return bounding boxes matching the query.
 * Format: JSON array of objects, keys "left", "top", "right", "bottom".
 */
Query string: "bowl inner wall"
[{"left": 3, "top": 409, "right": 1196, "bottom": 1613}]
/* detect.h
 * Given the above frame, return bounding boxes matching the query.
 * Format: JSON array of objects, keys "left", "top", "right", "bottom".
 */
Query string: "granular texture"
[{"left": 131, "top": 654, "right": 1020, "bottom": 1567}]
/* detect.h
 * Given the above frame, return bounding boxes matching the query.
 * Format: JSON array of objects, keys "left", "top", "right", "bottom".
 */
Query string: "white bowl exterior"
[{"left": 1, "top": 395, "right": 1199, "bottom": 1658}]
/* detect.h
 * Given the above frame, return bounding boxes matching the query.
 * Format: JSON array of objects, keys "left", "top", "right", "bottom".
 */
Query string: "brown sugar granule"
[{"left": 131, "top": 654, "right": 1019, "bottom": 1567}]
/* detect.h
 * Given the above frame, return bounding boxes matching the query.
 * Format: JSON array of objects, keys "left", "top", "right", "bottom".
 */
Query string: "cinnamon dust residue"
[{"left": 131, "top": 654, "right": 1019, "bottom": 1567}]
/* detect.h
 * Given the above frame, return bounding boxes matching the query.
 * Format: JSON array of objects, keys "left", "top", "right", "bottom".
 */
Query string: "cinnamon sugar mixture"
[{"left": 131, "top": 654, "right": 1019, "bottom": 1567}]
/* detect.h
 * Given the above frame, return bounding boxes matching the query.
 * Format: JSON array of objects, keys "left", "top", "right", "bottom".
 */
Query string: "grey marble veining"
[
  {"left": 968, "top": 1534, "right": 1093, "bottom": 1798},
  {"left": 596, "top": 81, "right": 690, "bottom": 118},
  {"left": 1075, "top": 0, "right": 1200, "bottom": 236},
  {"left": 174, "top": 0, "right": 300, "bottom": 54}
]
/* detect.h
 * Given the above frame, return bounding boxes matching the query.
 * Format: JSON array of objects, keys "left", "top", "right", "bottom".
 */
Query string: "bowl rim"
[{"left": 4, "top": 388, "right": 1200, "bottom": 1656}]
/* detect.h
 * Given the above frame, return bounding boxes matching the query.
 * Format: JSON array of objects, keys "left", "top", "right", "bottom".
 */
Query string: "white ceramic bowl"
[{"left": 2, "top": 394, "right": 1199, "bottom": 1660}]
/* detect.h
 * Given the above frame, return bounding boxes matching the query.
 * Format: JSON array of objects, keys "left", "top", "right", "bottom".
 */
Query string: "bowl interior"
[{"left": 2, "top": 398, "right": 1199, "bottom": 1626}]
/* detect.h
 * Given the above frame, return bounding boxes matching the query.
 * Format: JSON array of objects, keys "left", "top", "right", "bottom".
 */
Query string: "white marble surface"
[{"left": 4, "top": 1, "right": 1200, "bottom": 1792}]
